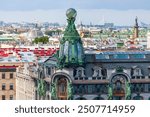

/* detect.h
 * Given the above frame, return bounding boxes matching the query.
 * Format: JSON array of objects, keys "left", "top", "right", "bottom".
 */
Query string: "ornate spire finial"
[
  {"left": 135, "top": 16, "right": 138, "bottom": 27},
  {"left": 133, "top": 16, "right": 139, "bottom": 39}
]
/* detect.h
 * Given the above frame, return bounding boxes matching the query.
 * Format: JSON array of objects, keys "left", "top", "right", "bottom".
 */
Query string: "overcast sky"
[{"left": 0, "top": 0, "right": 149, "bottom": 25}]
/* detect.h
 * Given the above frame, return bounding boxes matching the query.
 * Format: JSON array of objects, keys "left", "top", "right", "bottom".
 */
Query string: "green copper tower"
[{"left": 58, "top": 8, "right": 85, "bottom": 68}]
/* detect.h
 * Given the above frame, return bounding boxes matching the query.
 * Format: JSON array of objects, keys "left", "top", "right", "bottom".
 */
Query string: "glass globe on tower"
[{"left": 66, "top": 8, "right": 77, "bottom": 19}]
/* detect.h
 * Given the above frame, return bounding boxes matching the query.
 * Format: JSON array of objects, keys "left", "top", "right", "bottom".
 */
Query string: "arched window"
[
  {"left": 132, "top": 66, "right": 142, "bottom": 77},
  {"left": 92, "top": 66, "right": 102, "bottom": 78},
  {"left": 75, "top": 97, "right": 87, "bottom": 100},
  {"left": 57, "top": 78, "right": 67, "bottom": 100},
  {"left": 133, "top": 94, "right": 143, "bottom": 100},
  {"left": 93, "top": 97, "right": 104, "bottom": 100},
  {"left": 75, "top": 67, "right": 85, "bottom": 79},
  {"left": 111, "top": 74, "right": 127, "bottom": 99}
]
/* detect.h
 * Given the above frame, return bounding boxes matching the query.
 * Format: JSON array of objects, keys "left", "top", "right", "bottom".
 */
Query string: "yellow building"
[{"left": 0, "top": 60, "right": 21, "bottom": 100}]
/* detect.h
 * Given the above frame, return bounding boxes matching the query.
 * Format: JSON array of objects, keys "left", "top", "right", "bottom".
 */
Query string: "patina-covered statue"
[
  {"left": 125, "top": 82, "right": 131, "bottom": 100},
  {"left": 57, "top": 8, "right": 85, "bottom": 69},
  {"left": 108, "top": 84, "right": 113, "bottom": 100},
  {"left": 67, "top": 82, "right": 73, "bottom": 100},
  {"left": 37, "top": 79, "right": 46, "bottom": 97},
  {"left": 51, "top": 82, "right": 57, "bottom": 100}
]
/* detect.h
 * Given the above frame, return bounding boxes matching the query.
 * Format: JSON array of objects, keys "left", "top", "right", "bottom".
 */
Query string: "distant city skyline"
[{"left": 0, "top": 0, "right": 149, "bottom": 25}]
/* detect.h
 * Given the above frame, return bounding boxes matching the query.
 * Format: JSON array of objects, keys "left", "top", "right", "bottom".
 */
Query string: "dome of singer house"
[{"left": 57, "top": 8, "right": 85, "bottom": 69}]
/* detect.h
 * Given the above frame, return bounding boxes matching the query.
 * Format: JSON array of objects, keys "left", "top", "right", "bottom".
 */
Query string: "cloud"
[
  {"left": 0, "top": 9, "right": 150, "bottom": 26},
  {"left": 0, "top": 0, "right": 149, "bottom": 10}
]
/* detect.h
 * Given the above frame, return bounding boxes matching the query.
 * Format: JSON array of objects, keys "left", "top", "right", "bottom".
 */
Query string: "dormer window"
[
  {"left": 132, "top": 66, "right": 142, "bottom": 77},
  {"left": 75, "top": 67, "right": 85, "bottom": 80},
  {"left": 92, "top": 66, "right": 102, "bottom": 78}
]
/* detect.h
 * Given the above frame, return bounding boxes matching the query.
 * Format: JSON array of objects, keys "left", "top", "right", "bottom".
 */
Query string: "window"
[
  {"left": 78, "top": 70, "right": 82, "bottom": 77},
  {"left": 58, "top": 78, "right": 67, "bottom": 97},
  {"left": 133, "top": 54, "right": 145, "bottom": 59},
  {"left": 92, "top": 67, "right": 102, "bottom": 77},
  {"left": 47, "top": 67, "right": 51, "bottom": 75},
  {"left": 2, "top": 95, "right": 5, "bottom": 100},
  {"left": 2, "top": 73, "right": 5, "bottom": 79},
  {"left": 114, "top": 54, "right": 129, "bottom": 59},
  {"left": 10, "top": 73, "right": 13, "bottom": 79},
  {"left": 96, "top": 54, "right": 109, "bottom": 59},
  {"left": 20, "top": 54, "right": 24, "bottom": 56},
  {"left": 27, "top": 54, "right": 32, "bottom": 56},
  {"left": 133, "top": 94, "right": 144, "bottom": 100},
  {"left": 148, "top": 85, "right": 150, "bottom": 92},
  {"left": 47, "top": 95, "right": 50, "bottom": 100},
  {"left": 74, "top": 84, "right": 108, "bottom": 94},
  {"left": 88, "top": 85, "right": 93, "bottom": 94},
  {"left": 75, "top": 67, "right": 85, "bottom": 78},
  {"left": 2, "top": 84, "right": 6, "bottom": 90},
  {"left": 10, "top": 84, "right": 14, "bottom": 90},
  {"left": 134, "top": 68, "right": 142, "bottom": 76},
  {"left": 10, "top": 95, "right": 13, "bottom": 100}
]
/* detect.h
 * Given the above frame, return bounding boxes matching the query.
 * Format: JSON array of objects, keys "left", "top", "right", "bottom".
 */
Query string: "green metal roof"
[{"left": 0, "top": 37, "right": 15, "bottom": 41}]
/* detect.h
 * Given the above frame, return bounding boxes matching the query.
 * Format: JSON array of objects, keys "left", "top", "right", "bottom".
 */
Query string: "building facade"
[
  {"left": 29, "top": 8, "right": 150, "bottom": 100},
  {"left": 36, "top": 51, "right": 150, "bottom": 100},
  {"left": 0, "top": 62, "right": 20, "bottom": 100},
  {"left": 147, "top": 32, "right": 150, "bottom": 49},
  {"left": 16, "top": 63, "right": 36, "bottom": 100}
]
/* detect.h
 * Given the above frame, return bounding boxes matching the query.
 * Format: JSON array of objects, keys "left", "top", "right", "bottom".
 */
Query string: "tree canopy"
[{"left": 32, "top": 36, "right": 49, "bottom": 44}]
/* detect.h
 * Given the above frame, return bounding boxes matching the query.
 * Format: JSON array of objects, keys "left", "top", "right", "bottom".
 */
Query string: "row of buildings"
[
  {"left": 0, "top": 47, "right": 57, "bottom": 100},
  {"left": 0, "top": 8, "right": 150, "bottom": 100}
]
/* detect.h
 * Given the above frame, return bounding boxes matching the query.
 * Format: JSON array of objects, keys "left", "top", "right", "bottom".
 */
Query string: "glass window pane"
[
  {"left": 2, "top": 84, "right": 6, "bottom": 90},
  {"left": 133, "top": 54, "right": 145, "bottom": 59},
  {"left": 10, "top": 73, "right": 13, "bottom": 79},
  {"left": 2, "top": 95, "right": 5, "bottom": 100},
  {"left": 10, "top": 84, "right": 14, "bottom": 90},
  {"left": 114, "top": 54, "right": 129, "bottom": 59},
  {"left": 10, "top": 95, "right": 13, "bottom": 100},
  {"left": 96, "top": 54, "right": 109, "bottom": 59},
  {"left": 2, "top": 73, "right": 5, "bottom": 79}
]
